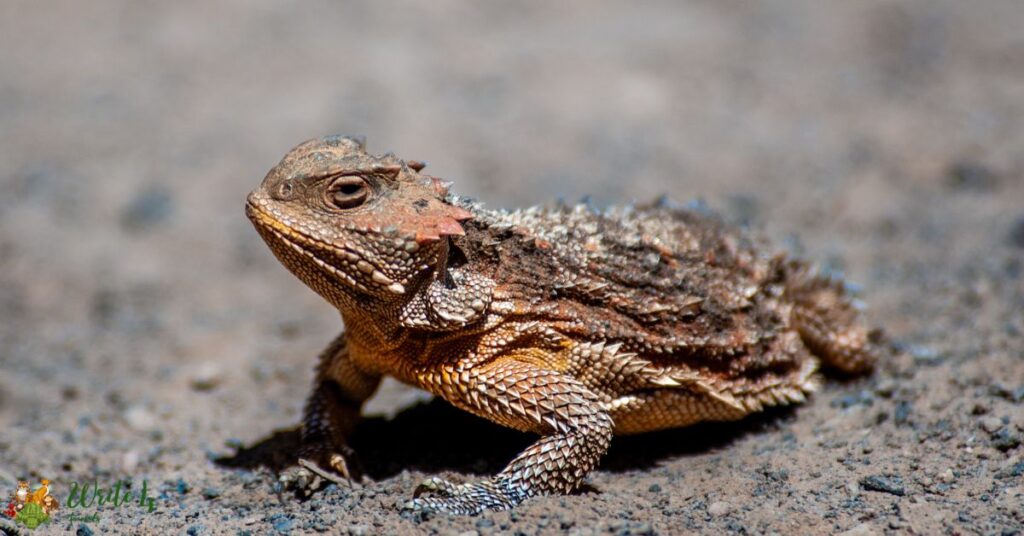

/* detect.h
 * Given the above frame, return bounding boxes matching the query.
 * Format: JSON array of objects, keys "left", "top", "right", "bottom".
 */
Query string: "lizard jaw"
[{"left": 246, "top": 202, "right": 407, "bottom": 295}]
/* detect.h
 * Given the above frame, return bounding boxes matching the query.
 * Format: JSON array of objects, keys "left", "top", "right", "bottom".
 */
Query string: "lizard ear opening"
[
  {"left": 443, "top": 240, "right": 469, "bottom": 274},
  {"left": 429, "top": 237, "right": 463, "bottom": 289}
]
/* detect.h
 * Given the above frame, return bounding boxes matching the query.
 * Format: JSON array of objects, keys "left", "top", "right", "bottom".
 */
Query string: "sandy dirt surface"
[{"left": 1, "top": 1, "right": 1023, "bottom": 534}]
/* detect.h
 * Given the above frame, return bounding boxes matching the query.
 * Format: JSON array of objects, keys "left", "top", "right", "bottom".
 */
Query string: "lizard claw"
[
  {"left": 301, "top": 457, "right": 352, "bottom": 485},
  {"left": 279, "top": 444, "right": 364, "bottom": 497}
]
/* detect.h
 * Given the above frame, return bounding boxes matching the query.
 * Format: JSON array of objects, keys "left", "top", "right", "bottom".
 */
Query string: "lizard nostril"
[{"left": 275, "top": 181, "right": 295, "bottom": 200}]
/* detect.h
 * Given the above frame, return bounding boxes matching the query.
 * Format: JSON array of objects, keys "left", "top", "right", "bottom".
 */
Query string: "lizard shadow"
[{"left": 216, "top": 397, "right": 799, "bottom": 480}]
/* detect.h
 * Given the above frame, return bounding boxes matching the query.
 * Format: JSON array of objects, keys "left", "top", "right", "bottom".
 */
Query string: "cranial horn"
[
  {"left": 436, "top": 217, "right": 466, "bottom": 237},
  {"left": 407, "top": 160, "right": 426, "bottom": 172},
  {"left": 415, "top": 228, "right": 442, "bottom": 244},
  {"left": 447, "top": 205, "right": 474, "bottom": 221},
  {"left": 428, "top": 177, "right": 453, "bottom": 196},
  {"left": 413, "top": 216, "right": 468, "bottom": 244}
]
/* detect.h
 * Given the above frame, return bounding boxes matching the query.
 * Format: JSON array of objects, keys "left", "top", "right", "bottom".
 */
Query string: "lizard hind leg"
[{"left": 786, "top": 265, "right": 879, "bottom": 375}]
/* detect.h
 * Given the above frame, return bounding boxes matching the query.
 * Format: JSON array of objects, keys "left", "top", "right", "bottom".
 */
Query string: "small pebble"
[
  {"left": 201, "top": 487, "right": 221, "bottom": 499},
  {"left": 1013, "top": 386, "right": 1024, "bottom": 403},
  {"left": 836, "top": 523, "right": 876, "bottom": 536},
  {"left": 269, "top": 513, "right": 293, "bottom": 534},
  {"left": 996, "top": 460, "right": 1024, "bottom": 479},
  {"left": 980, "top": 416, "right": 1004, "bottom": 434},
  {"left": 846, "top": 481, "right": 860, "bottom": 496},
  {"left": 874, "top": 380, "right": 896, "bottom": 398},
  {"left": 122, "top": 449, "right": 140, "bottom": 472},
  {"left": 946, "top": 160, "right": 998, "bottom": 192},
  {"left": 993, "top": 384, "right": 1024, "bottom": 403},
  {"left": 708, "top": 501, "right": 732, "bottom": 516},
  {"left": 908, "top": 344, "right": 941, "bottom": 364},
  {"left": 1009, "top": 215, "right": 1024, "bottom": 249},
  {"left": 124, "top": 405, "right": 157, "bottom": 431},
  {"left": 991, "top": 428, "right": 1021, "bottom": 451},
  {"left": 894, "top": 401, "right": 912, "bottom": 426},
  {"left": 833, "top": 393, "right": 863, "bottom": 409},
  {"left": 175, "top": 478, "right": 190, "bottom": 494},
  {"left": 190, "top": 362, "right": 224, "bottom": 391},
  {"left": 860, "top": 475, "right": 906, "bottom": 496}
]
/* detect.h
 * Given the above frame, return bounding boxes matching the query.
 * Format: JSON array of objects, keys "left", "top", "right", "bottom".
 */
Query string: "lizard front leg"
[
  {"left": 280, "top": 332, "right": 380, "bottom": 495},
  {"left": 406, "top": 356, "right": 614, "bottom": 514}
]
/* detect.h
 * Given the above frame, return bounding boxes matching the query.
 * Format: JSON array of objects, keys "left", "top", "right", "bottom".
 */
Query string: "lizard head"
[{"left": 246, "top": 135, "right": 474, "bottom": 312}]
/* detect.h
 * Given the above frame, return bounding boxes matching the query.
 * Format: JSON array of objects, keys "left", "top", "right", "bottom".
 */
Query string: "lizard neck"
[
  {"left": 339, "top": 307, "right": 427, "bottom": 382},
  {"left": 338, "top": 302, "right": 405, "bottom": 351}
]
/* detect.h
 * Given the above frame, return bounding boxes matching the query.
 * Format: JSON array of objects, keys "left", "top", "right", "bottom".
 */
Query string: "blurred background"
[{"left": 1, "top": 1, "right": 1022, "bottom": 534}]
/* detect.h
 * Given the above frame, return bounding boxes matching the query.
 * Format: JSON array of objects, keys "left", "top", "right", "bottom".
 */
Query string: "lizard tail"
[{"left": 783, "top": 261, "right": 880, "bottom": 375}]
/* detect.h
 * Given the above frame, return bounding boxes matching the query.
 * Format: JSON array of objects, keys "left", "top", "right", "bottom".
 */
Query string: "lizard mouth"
[{"left": 245, "top": 201, "right": 406, "bottom": 295}]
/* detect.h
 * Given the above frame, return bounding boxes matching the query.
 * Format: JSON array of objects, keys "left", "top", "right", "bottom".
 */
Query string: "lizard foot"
[
  {"left": 403, "top": 476, "right": 524, "bottom": 515},
  {"left": 279, "top": 444, "right": 362, "bottom": 497}
]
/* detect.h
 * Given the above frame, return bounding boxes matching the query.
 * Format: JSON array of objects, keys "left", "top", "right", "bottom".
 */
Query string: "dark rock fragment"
[{"left": 860, "top": 475, "right": 906, "bottom": 496}]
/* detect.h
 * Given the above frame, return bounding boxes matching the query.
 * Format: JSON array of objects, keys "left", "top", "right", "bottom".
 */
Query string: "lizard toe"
[
  {"left": 279, "top": 452, "right": 359, "bottom": 498},
  {"left": 405, "top": 477, "right": 522, "bottom": 515},
  {"left": 279, "top": 464, "right": 322, "bottom": 497},
  {"left": 403, "top": 494, "right": 487, "bottom": 516},
  {"left": 413, "top": 476, "right": 460, "bottom": 499}
]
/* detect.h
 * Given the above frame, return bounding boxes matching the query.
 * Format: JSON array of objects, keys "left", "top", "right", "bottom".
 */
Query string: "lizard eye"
[{"left": 326, "top": 176, "right": 369, "bottom": 209}]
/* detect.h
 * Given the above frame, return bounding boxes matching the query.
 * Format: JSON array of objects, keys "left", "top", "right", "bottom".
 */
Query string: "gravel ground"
[{"left": 1, "top": 1, "right": 1023, "bottom": 535}]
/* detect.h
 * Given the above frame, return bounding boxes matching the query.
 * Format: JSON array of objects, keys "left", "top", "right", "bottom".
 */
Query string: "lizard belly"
[
  {"left": 574, "top": 330, "right": 822, "bottom": 435},
  {"left": 605, "top": 390, "right": 748, "bottom": 435}
]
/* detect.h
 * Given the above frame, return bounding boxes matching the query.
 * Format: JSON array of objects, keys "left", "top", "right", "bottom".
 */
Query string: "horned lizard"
[{"left": 246, "top": 135, "right": 879, "bottom": 514}]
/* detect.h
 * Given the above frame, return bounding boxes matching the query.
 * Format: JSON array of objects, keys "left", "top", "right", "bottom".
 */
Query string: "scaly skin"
[{"left": 246, "top": 136, "right": 879, "bottom": 515}]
